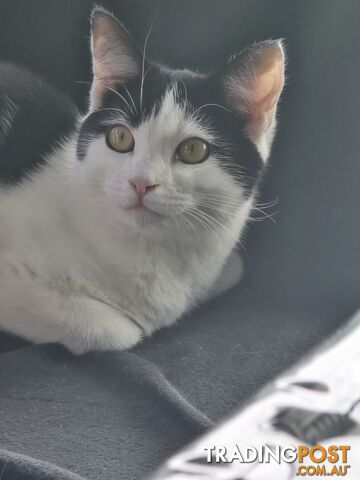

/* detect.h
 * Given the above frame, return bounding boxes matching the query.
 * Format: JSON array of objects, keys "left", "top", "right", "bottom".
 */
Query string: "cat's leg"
[
  {"left": 0, "top": 279, "right": 143, "bottom": 354},
  {"left": 204, "top": 250, "right": 243, "bottom": 301}
]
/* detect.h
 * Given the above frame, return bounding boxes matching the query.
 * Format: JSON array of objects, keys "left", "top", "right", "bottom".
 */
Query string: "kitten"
[{"left": 0, "top": 7, "right": 285, "bottom": 354}]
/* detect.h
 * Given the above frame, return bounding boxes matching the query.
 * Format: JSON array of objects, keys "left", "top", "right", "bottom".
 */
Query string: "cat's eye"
[
  {"left": 175, "top": 137, "right": 210, "bottom": 164},
  {"left": 106, "top": 125, "right": 135, "bottom": 153}
]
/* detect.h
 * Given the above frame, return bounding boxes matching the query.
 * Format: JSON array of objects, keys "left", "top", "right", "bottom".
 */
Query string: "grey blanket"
[
  {"left": 0, "top": 303, "right": 349, "bottom": 480},
  {"left": 1, "top": 0, "right": 360, "bottom": 479}
]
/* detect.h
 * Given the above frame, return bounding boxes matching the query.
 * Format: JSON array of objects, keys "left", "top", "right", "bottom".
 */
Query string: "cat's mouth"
[
  {"left": 121, "top": 197, "right": 188, "bottom": 225},
  {"left": 125, "top": 203, "right": 166, "bottom": 222},
  {"left": 127, "top": 204, "right": 149, "bottom": 212}
]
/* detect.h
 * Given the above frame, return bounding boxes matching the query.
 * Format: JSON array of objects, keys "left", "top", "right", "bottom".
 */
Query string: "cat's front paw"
[
  {"left": 61, "top": 298, "right": 144, "bottom": 354},
  {"left": 62, "top": 321, "right": 143, "bottom": 355}
]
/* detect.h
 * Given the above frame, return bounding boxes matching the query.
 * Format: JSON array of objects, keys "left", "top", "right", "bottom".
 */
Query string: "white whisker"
[
  {"left": 192, "top": 103, "right": 231, "bottom": 118},
  {"left": 98, "top": 83, "right": 134, "bottom": 115},
  {"left": 140, "top": 15, "right": 157, "bottom": 112},
  {"left": 123, "top": 85, "right": 138, "bottom": 115},
  {"left": 251, "top": 207, "right": 279, "bottom": 224}
]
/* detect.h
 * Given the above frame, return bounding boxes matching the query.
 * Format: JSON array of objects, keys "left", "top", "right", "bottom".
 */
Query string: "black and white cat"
[{"left": 0, "top": 7, "right": 285, "bottom": 353}]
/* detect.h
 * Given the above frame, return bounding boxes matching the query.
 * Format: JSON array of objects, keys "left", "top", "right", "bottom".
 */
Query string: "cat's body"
[{"left": 0, "top": 8, "right": 285, "bottom": 353}]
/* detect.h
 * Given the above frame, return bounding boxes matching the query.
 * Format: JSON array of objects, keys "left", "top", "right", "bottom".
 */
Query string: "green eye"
[
  {"left": 175, "top": 137, "right": 210, "bottom": 164},
  {"left": 106, "top": 125, "right": 135, "bottom": 153}
]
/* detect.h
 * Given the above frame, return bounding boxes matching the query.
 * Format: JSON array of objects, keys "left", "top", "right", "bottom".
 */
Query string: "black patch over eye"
[
  {"left": 175, "top": 137, "right": 210, "bottom": 164},
  {"left": 106, "top": 125, "right": 135, "bottom": 153}
]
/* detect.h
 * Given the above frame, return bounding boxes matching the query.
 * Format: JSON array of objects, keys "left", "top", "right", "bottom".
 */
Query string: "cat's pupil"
[{"left": 185, "top": 144, "right": 193, "bottom": 154}]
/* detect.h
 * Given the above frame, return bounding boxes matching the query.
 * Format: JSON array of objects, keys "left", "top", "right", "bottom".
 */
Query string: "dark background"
[{"left": 0, "top": 2, "right": 360, "bottom": 479}]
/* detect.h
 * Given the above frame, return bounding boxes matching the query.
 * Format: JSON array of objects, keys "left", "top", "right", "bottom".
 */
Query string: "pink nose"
[{"left": 129, "top": 177, "right": 158, "bottom": 200}]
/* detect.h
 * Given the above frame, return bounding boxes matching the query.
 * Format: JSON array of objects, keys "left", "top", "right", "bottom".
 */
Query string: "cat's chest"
[{"left": 90, "top": 238, "right": 205, "bottom": 327}]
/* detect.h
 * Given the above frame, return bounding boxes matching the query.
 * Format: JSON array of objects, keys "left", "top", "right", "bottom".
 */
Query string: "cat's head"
[{"left": 75, "top": 7, "right": 285, "bottom": 234}]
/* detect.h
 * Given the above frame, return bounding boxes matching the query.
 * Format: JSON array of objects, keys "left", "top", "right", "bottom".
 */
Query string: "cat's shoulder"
[{"left": 0, "top": 62, "right": 79, "bottom": 185}]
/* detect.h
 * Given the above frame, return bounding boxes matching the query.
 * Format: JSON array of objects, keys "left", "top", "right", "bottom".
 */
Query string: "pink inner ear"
[
  {"left": 224, "top": 42, "right": 285, "bottom": 142},
  {"left": 252, "top": 55, "right": 284, "bottom": 112},
  {"left": 248, "top": 45, "right": 285, "bottom": 136},
  {"left": 89, "top": 10, "right": 141, "bottom": 111},
  {"left": 92, "top": 36, "right": 110, "bottom": 79},
  {"left": 90, "top": 35, "right": 120, "bottom": 110},
  {"left": 251, "top": 48, "right": 284, "bottom": 112}
]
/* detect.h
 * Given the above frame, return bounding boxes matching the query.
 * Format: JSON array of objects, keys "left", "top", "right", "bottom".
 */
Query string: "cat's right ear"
[
  {"left": 90, "top": 7, "right": 141, "bottom": 110},
  {"left": 217, "top": 40, "right": 285, "bottom": 161}
]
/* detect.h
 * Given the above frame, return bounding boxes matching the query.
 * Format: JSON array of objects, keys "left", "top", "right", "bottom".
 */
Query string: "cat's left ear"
[
  {"left": 90, "top": 7, "right": 141, "bottom": 110},
  {"left": 220, "top": 40, "right": 285, "bottom": 160}
]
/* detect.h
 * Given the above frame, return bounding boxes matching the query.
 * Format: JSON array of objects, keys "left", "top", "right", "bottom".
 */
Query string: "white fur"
[{"left": 0, "top": 88, "right": 255, "bottom": 353}]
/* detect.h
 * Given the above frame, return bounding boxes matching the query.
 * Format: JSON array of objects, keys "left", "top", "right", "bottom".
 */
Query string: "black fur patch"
[
  {"left": 77, "top": 62, "right": 264, "bottom": 195},
  {"left": 0, "top": 63, "right": 78, "bottom": 185}
]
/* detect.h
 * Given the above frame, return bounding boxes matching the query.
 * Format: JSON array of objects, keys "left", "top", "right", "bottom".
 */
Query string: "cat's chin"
[{"left": 119, "top": 204, "right": 169, "bottom": 228}]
